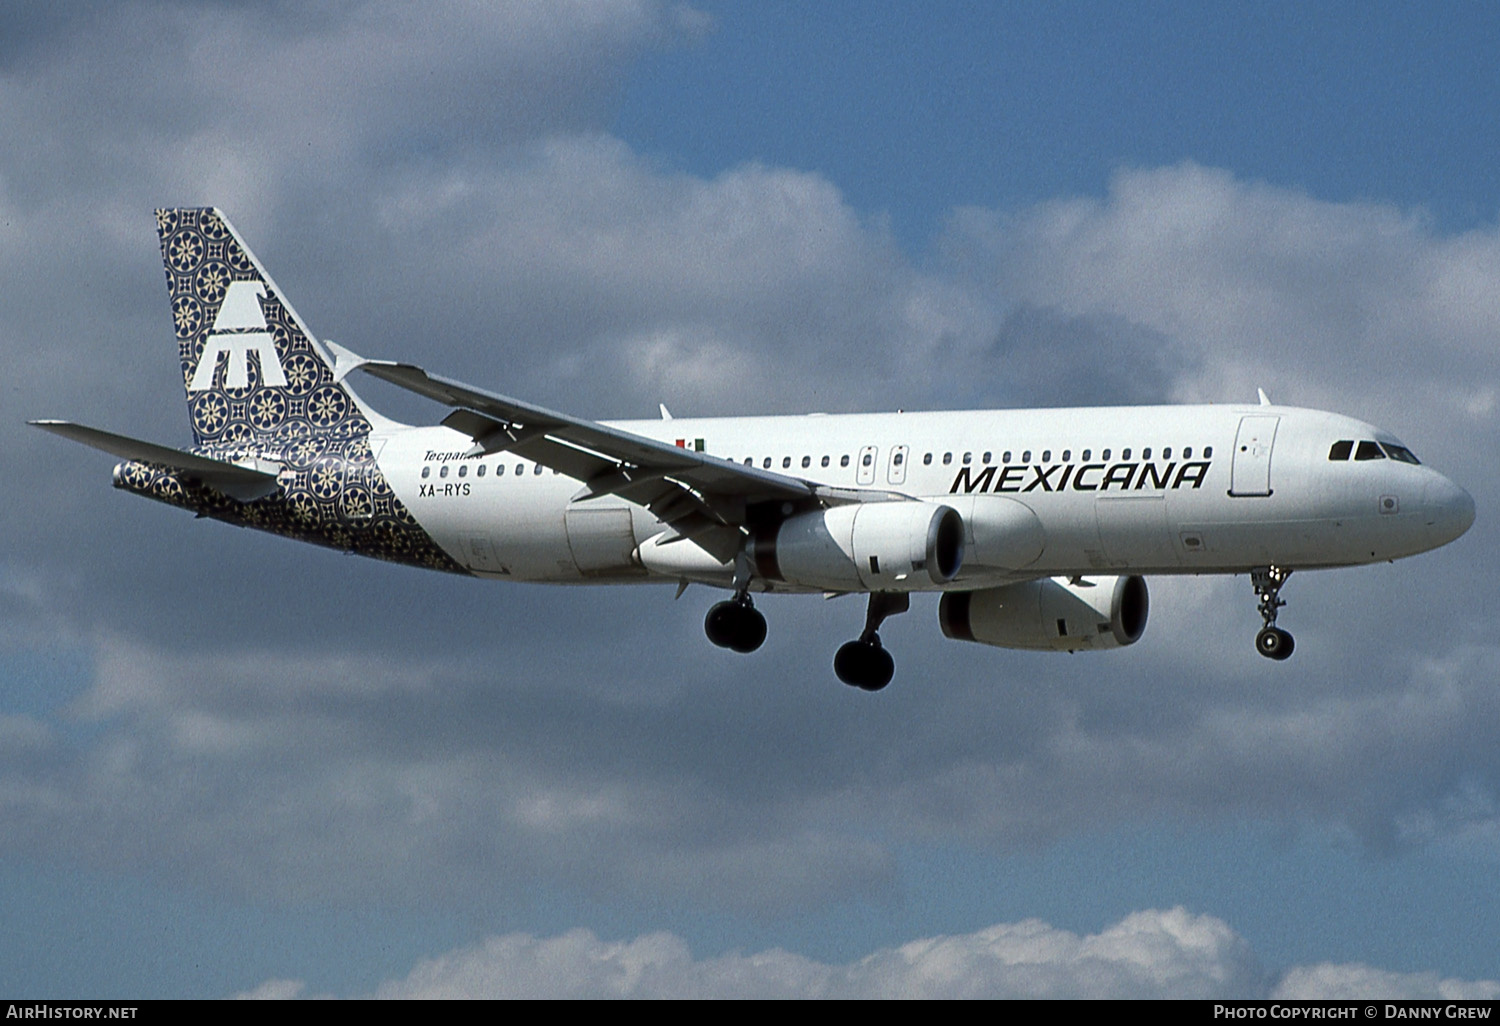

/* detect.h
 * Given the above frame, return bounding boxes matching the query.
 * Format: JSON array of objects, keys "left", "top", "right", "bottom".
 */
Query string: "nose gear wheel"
[{"left": 1250, "top": 566, "right": 1294, "bottom": 661}]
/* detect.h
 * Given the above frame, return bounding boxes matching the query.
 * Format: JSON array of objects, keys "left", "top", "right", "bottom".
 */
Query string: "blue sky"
[
  {"left": 3, "top": 0, "right": 1499, "bottom": 998},
  {"left": 619, "top": 2, "right": 1500, "bottom": 239}
]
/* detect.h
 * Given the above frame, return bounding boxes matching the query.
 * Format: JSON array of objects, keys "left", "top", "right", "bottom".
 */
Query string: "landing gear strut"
[
  {"left": 1251, "top": 565, "right": 1295, "bottom": 661},
  {"left": 705, "top": 593, "right": 767, "bottom": 653},
  {"left": 834, "top": 592, "right": 909, "bottom": 692}
]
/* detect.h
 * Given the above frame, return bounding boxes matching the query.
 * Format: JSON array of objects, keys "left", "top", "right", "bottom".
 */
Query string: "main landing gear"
[
  {"left": 704, "top": 593, "right": 767, "bottom": 653},
  {"left": 1251, "top": 565, "right": 1295, "bottom": 661},
  {"left": 834, "top": 592, "right": 909, "bottom": 692}
]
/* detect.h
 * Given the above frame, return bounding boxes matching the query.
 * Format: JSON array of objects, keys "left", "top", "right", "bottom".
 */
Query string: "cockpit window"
[
  {"left": 1354, "top": 440, "right": 1386, "bottom": 461},
  {"left": 1380, "top": 442, "right": 1421, "bottom": 465},
  {"left": 1328, "top": 440, "right": 1353, "bottom": 461}
]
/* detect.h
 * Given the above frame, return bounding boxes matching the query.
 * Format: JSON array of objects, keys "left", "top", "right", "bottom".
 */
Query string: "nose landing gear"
[{"left": 1251, "top": 566, "right": 1294, "bottom": 660}]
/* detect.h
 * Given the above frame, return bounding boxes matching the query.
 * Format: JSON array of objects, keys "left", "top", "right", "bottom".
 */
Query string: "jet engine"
[
  {"left": 938, "top": 575, "right": 1148, "bottom": 652},
  {"left": 752, "top": 501, "right": 964, "bottom": 592}
]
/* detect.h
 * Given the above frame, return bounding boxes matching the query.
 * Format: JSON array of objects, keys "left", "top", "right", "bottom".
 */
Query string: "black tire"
[
  {"left": 1256, "top": 627, "right": 1294, "bottom": 661},
  {"left": 705, "top": 601, "right": 737, "bottom": 648},
  {"left": 834, "top": 640, "right": 868, "bottom": 686},
  {"left": 859, "top": 645, "right": 895, "bottom": 691},
  {"left": 834, "top": 639, "right": 894, "bottom": 691},
  {"left": 728, "top": 606, "right": 767, "bottom": 653}
]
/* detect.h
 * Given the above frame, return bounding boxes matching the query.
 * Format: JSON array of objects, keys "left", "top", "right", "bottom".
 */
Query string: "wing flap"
[
  {"left": 328, "top": 346, "right": 920, "bottom": 556},
  {"left": 333, "top": 346, "right": 815, "bottom": 503}
]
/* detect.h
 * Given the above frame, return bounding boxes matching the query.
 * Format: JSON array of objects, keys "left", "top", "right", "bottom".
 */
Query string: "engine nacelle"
[
  {"left": 938, "top": 575, "right": 1149, "bottom": 652},
  {"left": 752, "top": 502, "right": 964, "bottom": 592}
]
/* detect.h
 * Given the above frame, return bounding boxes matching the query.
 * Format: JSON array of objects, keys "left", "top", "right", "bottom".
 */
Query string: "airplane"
[{"left": 32, "top": 208, "right": 1475, "bottom": 691}]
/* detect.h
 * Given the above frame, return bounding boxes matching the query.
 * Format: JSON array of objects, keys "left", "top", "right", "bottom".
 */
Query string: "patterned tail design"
[
  {"left": 114, "top": 208, "right": 463, "bottom": 573},
  {"left": 156, "top": 207, "right": 368, "bottom": 446}
]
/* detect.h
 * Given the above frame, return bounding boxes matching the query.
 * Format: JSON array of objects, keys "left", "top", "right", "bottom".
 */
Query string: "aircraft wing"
[
  {"left": 30, "top": 420, "right": 281, "bottom": 502},
  {"left": 329, "top": 344, "right": 898, "bottom": 557}
]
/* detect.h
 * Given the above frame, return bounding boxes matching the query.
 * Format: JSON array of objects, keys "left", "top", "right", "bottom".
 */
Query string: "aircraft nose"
[{"left": 1424, "top": 474, "right": 1475, "bottom": 545}]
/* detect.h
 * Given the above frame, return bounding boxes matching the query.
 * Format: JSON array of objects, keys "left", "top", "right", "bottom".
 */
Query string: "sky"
[{"left": 3, "top": 0, "right": 1500, "bottom": 999}]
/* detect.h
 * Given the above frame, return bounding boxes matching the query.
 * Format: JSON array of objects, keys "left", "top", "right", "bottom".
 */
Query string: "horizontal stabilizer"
[{"left": 30, "top": 420, "right": 281, "bottom": 502}]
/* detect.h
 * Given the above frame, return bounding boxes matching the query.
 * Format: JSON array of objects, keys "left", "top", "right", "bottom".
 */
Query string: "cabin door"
[{"left": 1229, "top": 416, "right": 1280, "bottom": 497}]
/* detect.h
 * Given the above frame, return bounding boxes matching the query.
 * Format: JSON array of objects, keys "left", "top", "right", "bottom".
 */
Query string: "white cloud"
[
  {"left": 234, "top": 908, "right": 1500, "bottom": 999},
  {"left": 6, "top": 598, "right": 1500, "bottom": 913},
  {"left": 366, "top": 908, "right": 1263, "bottom": 999},
  {"left": 942, "top": 163, "right": 1500, "bottom": 433},
  {"left": 234, "top": 979, "right": 312, "bottom": 1001},
  {"left": 1274, "top": 964, "right": 1500, "bottom": 1001}
]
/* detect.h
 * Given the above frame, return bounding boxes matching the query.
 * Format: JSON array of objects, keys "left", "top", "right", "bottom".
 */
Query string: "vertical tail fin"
[{"left": 156, "top": 208, "right": 376, "bottom": 447}]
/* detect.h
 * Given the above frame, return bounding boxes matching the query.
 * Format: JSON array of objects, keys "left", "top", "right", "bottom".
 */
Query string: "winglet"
[
  {"left": 659, "top": 403, "right": 673, "bottom": 421},
  {"left": 1257, "top": 388, "right": 1272, "bottom": 406}
]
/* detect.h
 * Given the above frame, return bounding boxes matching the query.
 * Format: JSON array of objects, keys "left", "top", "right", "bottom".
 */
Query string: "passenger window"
[
  {"left": 1082, "top": 449, "right": 1091, "bottom": 461},
  {"left": 1355, "top": 440, "right": 1386, "bottom": 461},
  {"left": 1328, "top": 440, "right": 1353, "bottom": 461},
  {"left": 763, "top": 457, "right": 772, "bottom": 469},
  {"left": 515, "top": 464, "right": 523, "bottom": 476},
  {"left": 1002, "top": 451, "right": 1012, "bottom": 463},
  {"left": 821, "top": 455, "right": 830, "bottom": 467},
  {"left": 458, "top": 465, "right": 467, "bottom": 478},
  {"left": 982, "top": 451, "right": 992, "bottom": 464},
  {"left": 1021, "top": 450, "right": 1031, "bottom": 462},
  {"left": 1121, "top": 448, "right": 1131, "bottom": 460},
  {"left": 1381, "top": 443, "right": 1420, "bottom": 465},
  {"left": 942, "top": 452, "right": 952, "bottom": 465},
  {"left": 962, "top": 452, "right": 972, "bottom": 465},
  {"left": 1183, "top": 447, "right": 1192, "bottom": 459},
  {"left": 861, "top": 453, "right": 873, "bottom": 466},
  {"left": 421, "top": 466, "right": 430, "bottom": 479},
  {"left": 1161, "top": 448, "right": 1171, "bottom": 459},
  {"left": 1041, "top": 450, "right": 1051, "bottom": 462},
  {"left": 840, "top": 455, "right": 850, "bottom": 468},
  {"left": 801, "top": 456, "right": 811, "bottom": 468},
  {"left": 923, "top": 453, "right": 932, "bottom": 465},
  {"left": 1061, "top": 450, "right": 1071, "bottom": 461},
  {"left": 535, "top": 464, "right": 543, "bottom": 475},
  {"left": 1101, "top": 449, "right": 1111, "bottom": 461},
  {"left": 1142, "top": 448, "right": 1151, "bottom": 460},
  {"left": 496, "top": 464, "right": 505, "bottom": 476},
  {"left": 894, "top": 452, "right": 905, "bottom": 466},
  {"left": 783, "top": 457, "right": 792, "bottom": 469},
  {"left": 477, "top": 464, "right": 485, "bottom": 477},
  {"left": 440, "top": 465, "right": 449, "bottom": 478},
  {"left": 1203, "top": 446, "right": 1212, "bottom": 458}
]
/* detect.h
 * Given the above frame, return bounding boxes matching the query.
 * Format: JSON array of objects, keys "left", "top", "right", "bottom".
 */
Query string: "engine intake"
[
  {"left": 939, "top": 575, "right": 1149, "bottom": 652},
  {"left": 753, "top": 502, "right": 964, "bottom": 592}
]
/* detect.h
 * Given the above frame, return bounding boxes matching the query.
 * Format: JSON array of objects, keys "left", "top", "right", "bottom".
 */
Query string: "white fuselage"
[{"left": 375, "top": 402, "right": 1474, "bottom": 590}]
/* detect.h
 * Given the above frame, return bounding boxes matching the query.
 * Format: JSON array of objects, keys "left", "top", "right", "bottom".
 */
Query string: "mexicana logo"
[
  {"left": 188, "top": 280, "right": 288, "bottom": 391},
  {"left": 950, "top": 458, "right": 1212, "bottom": 494}
]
